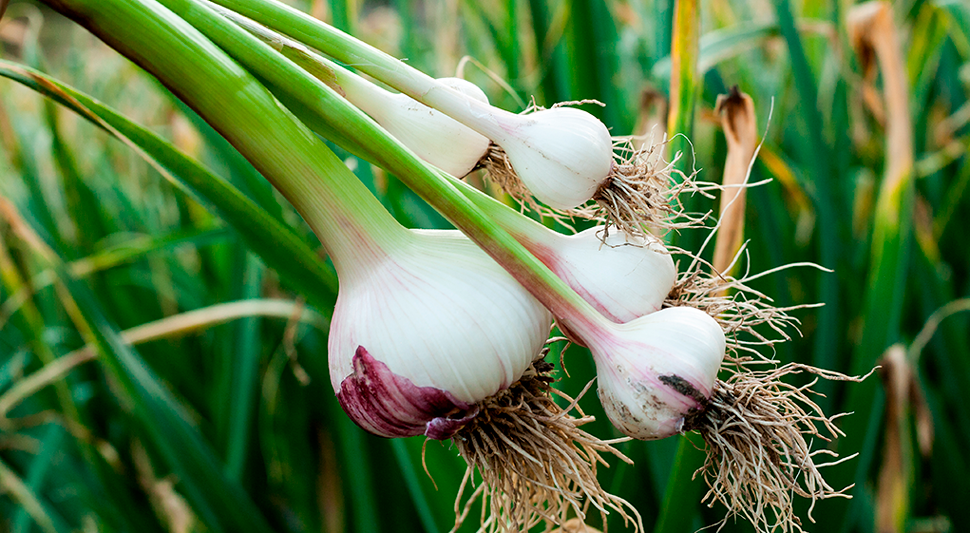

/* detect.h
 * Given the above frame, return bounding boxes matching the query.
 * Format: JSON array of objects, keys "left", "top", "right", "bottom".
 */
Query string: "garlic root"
[
  {"left": 687, "top": 364, "right": 871, "bottom": 533},
  {"left": 450, "top": 360, "right": 642, "bottom": 533}
]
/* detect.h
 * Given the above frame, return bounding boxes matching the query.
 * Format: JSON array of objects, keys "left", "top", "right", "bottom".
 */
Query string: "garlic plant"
[
  {"left": 206, "top": 3, "right": 490, "bottom": 178},
  {"left": 589, "top": 307, "right": 725, "bottom": 439},
  {"left": 462, "top": 104, "right": 616, "bottom": 211},
  {"left": 460, "top": 188, "right": 678, "bottom": 325},
  {"left": 186, "top": 10, "right": 861, "bottom": 533},
  {"left": 364, "top": 72, "right": 682, "bottom": 234},
  {"left": 532, "top": 226, "right": 675, "bottom": 323}
]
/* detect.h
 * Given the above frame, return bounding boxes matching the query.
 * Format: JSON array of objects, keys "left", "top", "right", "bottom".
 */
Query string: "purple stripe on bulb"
[{"left": 337, "top": 346, "right": 478, "bottom": 439}]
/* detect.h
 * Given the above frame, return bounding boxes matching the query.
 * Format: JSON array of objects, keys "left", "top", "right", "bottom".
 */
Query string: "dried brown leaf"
[
  {"left": 848, "top": 1, "right": 913, "bottom": 189},
  {"left": 712, "top": 87, "right": 758, "bottom": 277}
]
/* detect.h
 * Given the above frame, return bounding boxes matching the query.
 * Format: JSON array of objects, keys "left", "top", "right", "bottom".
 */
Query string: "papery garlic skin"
[
  {"left": 353, "top": 77, "right": 490, "bottom": 177},
  {"left": 589, "top": 307, "right": 725, "bottom": 440},
  {"left": 526, "top": 226, "right": 676, "bottom": 323},
  {"left": 329, "top": 229, "right": 553, "bottom": 439},
  {"left": 480, "top": 107, "right": 614, "bottom": 210}
]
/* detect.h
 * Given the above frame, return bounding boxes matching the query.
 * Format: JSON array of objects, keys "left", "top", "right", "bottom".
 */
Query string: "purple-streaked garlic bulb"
[
  {"left": 585, "top": 306, "right": 725, "bottom": 439},
  {"left": 328, "top": 229, "right": 552, "bottom": 439}
]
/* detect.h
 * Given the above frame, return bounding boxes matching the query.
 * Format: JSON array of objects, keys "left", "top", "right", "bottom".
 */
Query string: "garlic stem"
[
  {"left": 74, "top": 0, "right": 414, "bottom": 282},
  {"left": 210, "top": 0, "right": 616, "bottom": 210},
  {"left": 186, "top": 0, "right": 625, "bottom": 331},
  {"left": 224, "top": 16, "right": 664, "bottom": 325},
  {"left": 210, "top": 5, "right": 490, "bottom": 178}
]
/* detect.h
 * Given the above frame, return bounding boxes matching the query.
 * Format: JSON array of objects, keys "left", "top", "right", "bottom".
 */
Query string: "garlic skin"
[
  {"left": 588, "top": 307, "right": 725, "bottom": 440},
  {"left": 525, "top": 226, "right": 676, "bottom": 323},
  {"left": 330, "top": 229, "right": 553, "bottom": 439},
  {"left": 482, "top": 107, "right": 614, "bottom": 210},
  {"left": 353, "top": 77, "right": 490, "bottom": 177}
]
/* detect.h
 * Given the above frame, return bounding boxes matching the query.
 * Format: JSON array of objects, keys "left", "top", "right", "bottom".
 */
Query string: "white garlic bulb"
[
  {"left": 351, "top": 77, "right": 491, "bottom": 177},
  {"left": 530, "top": 226, "right": 676, "bottom": 323},
  {"left": 483, "top": 106, "right": 614, "bottom": 210},
  {"left": 329, "top": 229, "right": 553, "bottom": 439},
  {"left": 587, "top": 306, "right": 725, "bottom": 440}
]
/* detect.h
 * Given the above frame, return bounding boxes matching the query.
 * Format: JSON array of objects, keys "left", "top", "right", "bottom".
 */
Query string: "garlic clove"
[
  {"left": 493, "top": 107, "right": 613, "bottom": 210},
  {"left": 590, "top": 306, "right": 725, "bottom": 440},
  {"left": 329, "top": 229, "right": 553, "bottom": 438}
]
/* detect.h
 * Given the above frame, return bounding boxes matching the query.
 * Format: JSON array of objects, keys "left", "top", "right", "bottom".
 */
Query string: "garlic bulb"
[
  {"left": 480, "top": 106, "right": 614, "bottom": 210},
  {"left": 525, "top": 226, "right": 676, "bottom": 323},
  {"left": 350, "top": 76, "right": 491, "bottom": 177},
  {"left": 586, "top": 306, "right": 725, "bottom": 440},
  {"left": 330, "top": 229, "right": 553, "bottom": 439}
]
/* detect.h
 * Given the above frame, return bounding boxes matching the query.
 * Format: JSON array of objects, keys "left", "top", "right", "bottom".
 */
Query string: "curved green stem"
[
  {"left": 197, "top": 15, "right": 553, "bottom": 248},
  {"left": 42, "top": 0, "right": 412, "bottom": 285},
  {"left": 156, "top": 0, "right": 614, "bottom": 339},
  {"left": 209, "top": 0, "right": 522, "bottom": 142}
]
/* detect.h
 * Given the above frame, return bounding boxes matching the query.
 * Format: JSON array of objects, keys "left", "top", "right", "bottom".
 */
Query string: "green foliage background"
[{"left": 0, "top": 0, "right": 968, "bottom": 532}]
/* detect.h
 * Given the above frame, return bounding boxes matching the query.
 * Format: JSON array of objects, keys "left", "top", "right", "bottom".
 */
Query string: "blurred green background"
[{"left": 0, "top": 0, "right": 968, "bottom": 532}]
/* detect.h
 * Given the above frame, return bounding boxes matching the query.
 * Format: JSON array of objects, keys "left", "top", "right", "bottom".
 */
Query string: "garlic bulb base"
[
  {"left": 337, "top": 346, "right": 477, "bottom": 439},
  {"left": 583, "top": 136, "right": 698, "bottom": 240},
  {"left": 596, "top": 373, "right": 701, "bottom": 440}
]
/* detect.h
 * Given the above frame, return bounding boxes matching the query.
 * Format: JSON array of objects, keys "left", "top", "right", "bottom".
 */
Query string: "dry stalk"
[
  {"left": 712, "top": 87, "right": 758, "bottom": 277},
  {"left": 875, "top": 345, "right": 909, "bottom": 533},
  {"left": 450, "top": 360, "right": 641, "bottom": 533},
  {"left": 685, "top": 364, "right": 870, "bottom": 533},
  {"left": 848, "top": 1, "right": 913, "bottom": 188}
]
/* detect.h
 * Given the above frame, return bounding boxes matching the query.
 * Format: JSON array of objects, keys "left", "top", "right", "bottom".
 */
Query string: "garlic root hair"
[
  {"left": 587, "top": 136, "right": 711, "bottom": 239},
  {"left": 450, "top": 360, "right": 641, "bottom": 533},
  {"left": 688, "top": 364, "right": 871, "bottom": 533},
  {"left": 664, "top": 249, "right": 822, "bottom": 362}
]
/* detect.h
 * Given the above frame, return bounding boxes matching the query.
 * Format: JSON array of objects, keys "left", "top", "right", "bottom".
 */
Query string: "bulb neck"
[
  {"left": 284, "top": 165, "right": 410, "bottom": 282},
  {"left": 328, "top": 64, "right": 398, "bottom": 122}
]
